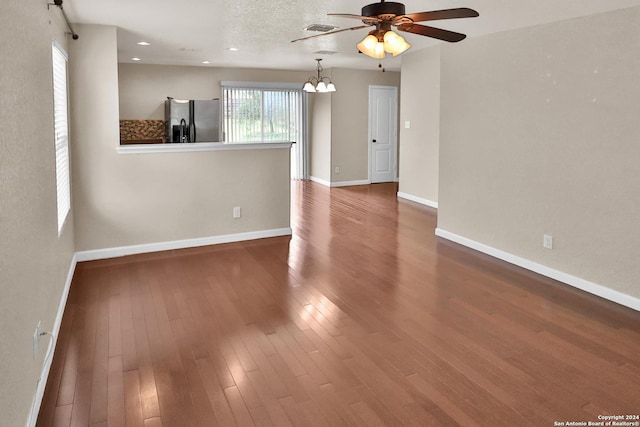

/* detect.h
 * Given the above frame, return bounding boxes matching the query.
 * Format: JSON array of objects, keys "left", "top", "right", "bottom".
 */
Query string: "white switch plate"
[
  {"left": 543, "top": 234, "right": 553, "bottom": 249},
  {"left": 335, "top": 167, "right": 340, "bottom": 174},
  {"left": 404, "top": 121, "right": 411, "bottom": 129},
  {"left": 233, "top": 207, "right": 241, "bottom": 219}
]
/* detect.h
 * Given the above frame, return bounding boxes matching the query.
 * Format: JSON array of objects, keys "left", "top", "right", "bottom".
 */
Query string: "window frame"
[
  {"left": 220, "top": 81, "right": 304, "bottom": 144},
  {"left": 52, "top": 41, "right": 71, "bottom": 235}
]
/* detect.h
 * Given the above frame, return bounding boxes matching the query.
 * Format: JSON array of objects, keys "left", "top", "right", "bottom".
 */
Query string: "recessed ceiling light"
[
  {"left": 131, "top": 57, "right": 141, "bottom": 61},
  {"left": 137, "top": 41, "right": 150, "bottom": 46},
  {"left": 226, "top": 47, "right": 239, "bottom": 51},
  {"left": 202, "top": 60, "right": 211, "bottom": 64}
]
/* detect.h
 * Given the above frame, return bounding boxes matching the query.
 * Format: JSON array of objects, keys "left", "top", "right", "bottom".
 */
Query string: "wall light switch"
[
  {"left": 404, "top": 121, "right": 411, "bottom": 129},
  {"left": 233, "top": 207, "right": 241, "bottom": 219},
  {"left": 543, "top": 234, "right": 553, "bottom": 249}
]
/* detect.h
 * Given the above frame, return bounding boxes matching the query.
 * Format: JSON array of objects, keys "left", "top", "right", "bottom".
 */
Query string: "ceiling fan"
[{"left": 292, "top": 0, "right": 479, "bottom": 58}]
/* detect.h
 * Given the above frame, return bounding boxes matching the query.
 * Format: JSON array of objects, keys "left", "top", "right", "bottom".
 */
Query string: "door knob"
[{"left": 372, "top": 139, "right": 377, "bottom": 143}]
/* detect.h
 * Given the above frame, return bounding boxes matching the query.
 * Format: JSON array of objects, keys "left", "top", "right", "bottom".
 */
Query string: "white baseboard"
[
  {"left": 309, "top": 176, "right": 372, "bottom": 188},
  {"left": 309, "top": 176, "right": 331, "bottom": 187},
  {"left": 27, "top": 253, "right": 78, "bottom": 427},
  {"left": 76, "top": 228, "right": 293, "bottom": 262},
  {"left": 435, "top": 228, "right": 640, "bottom": 312},
  {"left": 331, "top": 179, "right": 371, "bottom": 188},
  {"left": 397, "top": 192, "right": 438, "bottom": 209}
]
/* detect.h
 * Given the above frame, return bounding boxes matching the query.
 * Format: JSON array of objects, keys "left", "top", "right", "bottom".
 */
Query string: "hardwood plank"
[
  {"left": 107, "top": 356, "right": 125, "bottom": 426},
  {"left": 224, "top": 385, "right": 255, "bottom": 427},
  {"left": 197, "top": 357, "right": 236, "bottom": 427},
  {"left": 124, "top": 370, "right": 145, "bottom": 427},
  {"left": 88, "top": 284, "right": 109, "bottom": 425},
  {"left": 137, "top": 364, "right": 161, "bottom": 420},
  {"left": 245, "top": 369, "right": 294, "bottom": 427},
  {"left": 143, "top": 417, "right": 163, "bottom": 427},
  {"left": 51, "top": 403, "right": 72, "bottom": 427}
]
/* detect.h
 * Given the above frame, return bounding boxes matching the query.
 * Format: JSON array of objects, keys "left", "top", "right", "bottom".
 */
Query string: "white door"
[{"left": 369, "top": 86, "right": 398, "bottom": 183}]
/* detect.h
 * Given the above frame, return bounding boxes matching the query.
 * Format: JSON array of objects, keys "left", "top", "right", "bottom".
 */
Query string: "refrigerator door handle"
[{"left": 188, "top": 100, "right": 196, "bottom": 143}]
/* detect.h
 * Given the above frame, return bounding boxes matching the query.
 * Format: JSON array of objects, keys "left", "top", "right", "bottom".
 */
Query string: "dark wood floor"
[{"left": 38, "top": 181, "right": 640, "bottom": 426}]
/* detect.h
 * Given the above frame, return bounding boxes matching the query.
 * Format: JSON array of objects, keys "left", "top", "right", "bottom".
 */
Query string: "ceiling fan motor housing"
[{"left": 362, "top": 1, "right": 406, "bottom": 18}]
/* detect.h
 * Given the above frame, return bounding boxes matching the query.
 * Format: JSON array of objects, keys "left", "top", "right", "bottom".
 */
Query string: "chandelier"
[{"left": 302, "top": 59, "right": 336, "bottom": 93}]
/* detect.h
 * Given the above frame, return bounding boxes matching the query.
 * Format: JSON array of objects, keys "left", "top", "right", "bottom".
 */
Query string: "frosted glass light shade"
[
  {"left": 316, "top": 81, "right": 328, "bottom": 92},
  {"left": 326, "top": 82, "right": 336, "bottom": 92},
  {"left": 357, "top": 34, "right": 385, "bottom": 59},
  {"left": 383, "top": 31, "right": 411, "bottom": 56},
  {"left": 303, "top": 82, "right": 316, "bottom": 92}
]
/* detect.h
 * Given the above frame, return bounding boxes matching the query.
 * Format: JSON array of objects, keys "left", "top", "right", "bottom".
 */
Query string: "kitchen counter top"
[{"left": 117, "top": 141, "right": 292, "bottom": 155}]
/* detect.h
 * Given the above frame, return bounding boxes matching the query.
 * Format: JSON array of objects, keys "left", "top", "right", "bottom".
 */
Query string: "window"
[
  {"left": 221, "top": 81, "right": 308, "bottom": 179},
  {"left": 221, "top": 82, "right": 303, "bottom": 144},
  {"left": 52, "top": 42, "right": 70, "bottom": 234}
]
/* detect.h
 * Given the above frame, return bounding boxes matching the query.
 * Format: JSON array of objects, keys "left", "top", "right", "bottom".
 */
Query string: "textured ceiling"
[{"left": 63, "top": 0, "right": 640, "bottom": 72}]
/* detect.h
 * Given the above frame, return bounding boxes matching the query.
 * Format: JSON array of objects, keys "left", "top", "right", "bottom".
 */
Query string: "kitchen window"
[
  {"left": 52, "top": 42, "right": 71, "bottom": 234},
  {"left": 221, "top": 81, "right": 307, "bottom": 179},
  {"left": 221, "top": 82, "right": 304, "bottom": 143}
]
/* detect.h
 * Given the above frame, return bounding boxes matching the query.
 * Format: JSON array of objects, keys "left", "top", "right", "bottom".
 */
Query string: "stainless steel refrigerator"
[{"left": 165, "top": 98, "right": 220, "bottom": 143}]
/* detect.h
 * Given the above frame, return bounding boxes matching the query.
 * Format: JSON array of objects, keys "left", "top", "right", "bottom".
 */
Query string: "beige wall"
[
  {"left": 330, "top": 68, "right": 400, "bottom": 183},
  {"left": 309, "top": 88, "right": 332, "bottom": 182},
  {"left": 118, "top": 63, "right": 311, "bottom": 119},
  {"left": 71, "top": 26, "right": 291, "bottom": 252},
  {"left": 398, "top": 47, "right": 441, "bottom": 204},
  {"left": 0, "top": 2, "right": 75, "bottom": 425},
  {"left": 438, "top": 7, "right": 640, "bottom": 298}
]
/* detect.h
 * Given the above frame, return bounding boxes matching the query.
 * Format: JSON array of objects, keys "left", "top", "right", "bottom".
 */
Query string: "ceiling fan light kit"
[
  {"left": 303, "top": 59, "right": 336, "bottom": 93},
  {"left": 357, "top": 28, "right": 411, "bottom": 58},
  {"left": 292, "top": 0, "right": 478, "bottom": 60}
]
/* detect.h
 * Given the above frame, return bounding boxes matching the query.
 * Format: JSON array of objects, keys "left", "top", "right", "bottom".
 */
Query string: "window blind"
[
  {"left": 52, "top": 43, "right": 70, "bottom": 234},
  {"left": 222, "top": 85, "right": 302, "bottom": 144}
]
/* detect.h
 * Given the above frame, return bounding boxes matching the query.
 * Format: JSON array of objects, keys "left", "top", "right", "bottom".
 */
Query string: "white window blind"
[
  {"left": 52, "top": 43, "right": 70, "bottom": 234},
  {"left": 221, "top": 84, "right": 303, "bottom": 144}
]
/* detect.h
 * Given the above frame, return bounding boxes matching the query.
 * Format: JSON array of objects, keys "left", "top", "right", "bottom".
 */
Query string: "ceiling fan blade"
[
  {"left": 328, "top": 13, "right": 381, "bottom": 22},
  {"left": 401, "top": 8, "right": 479, "bottom": 23},
  {"left": 291, "top": 25, "right": 371, "bottom": 43},
  {"left": 397, "top": 23, "right": 467, "bottom": 42}
]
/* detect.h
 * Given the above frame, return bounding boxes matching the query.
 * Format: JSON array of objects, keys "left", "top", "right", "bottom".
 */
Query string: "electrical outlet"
[
  {"left": 233, "top": 207, "right": 241, "bottom": 219},
  {"left": 335, "top": 166, "right": 340, "bottom": 174},
  {"left": 33, "top": 321, "right": 41, "bottom": 359},
  {"left": 543, "top": 234, "right": 553, "bottom": 249}
]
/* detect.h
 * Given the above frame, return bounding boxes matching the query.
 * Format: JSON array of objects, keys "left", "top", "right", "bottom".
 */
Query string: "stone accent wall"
[{"left": 119, "top": 120, "right": 165, "bottom": 142}]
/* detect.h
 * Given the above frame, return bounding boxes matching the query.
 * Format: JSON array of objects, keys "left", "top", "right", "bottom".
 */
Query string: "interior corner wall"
[
  {"left": 438, "top": 7, "right": 640, "bottom": 299},
  {"left": 71, "top": 28, "right": 291, "bottom": 252},
  {"left": 309, "top": 87, "right": 332, "bottom": 183},
  {"left": 0, "top": 2, "right": 75, "bottom": 426},
  {"left": 329, "top": 68, "right": 401, "bottom": 183},
  {"left": 398, "top": 47, "right": 441, "bottom": 204}
]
